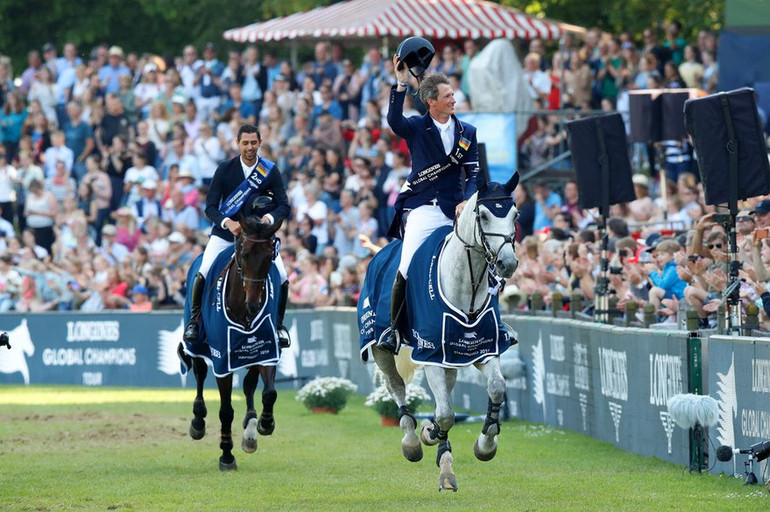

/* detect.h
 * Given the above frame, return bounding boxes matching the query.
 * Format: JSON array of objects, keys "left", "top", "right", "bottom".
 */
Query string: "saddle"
[
  {"left": 180, "top": 248, "right": 282, "bottom": 377},
  {"left": 359, "top": 226, "right": 511, "bottom": 367}
]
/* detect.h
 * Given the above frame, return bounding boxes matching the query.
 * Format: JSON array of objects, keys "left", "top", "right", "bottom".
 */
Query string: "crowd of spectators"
[{"left": 0, "top": 23, "right": 766, "bottom": 331}]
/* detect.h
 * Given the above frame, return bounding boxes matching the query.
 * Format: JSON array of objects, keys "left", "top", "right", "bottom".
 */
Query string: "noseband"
[{"left": 452, "top": 196, "right": 518, "bottom": 317}]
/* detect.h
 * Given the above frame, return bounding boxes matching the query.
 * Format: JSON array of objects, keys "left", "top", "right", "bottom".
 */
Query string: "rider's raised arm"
[{"left": 386, "top": 85, "right": 413, "bottom": 140}]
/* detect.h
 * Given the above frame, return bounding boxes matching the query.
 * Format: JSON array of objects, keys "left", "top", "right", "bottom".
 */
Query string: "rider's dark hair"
[
  {"left": 237, "top": 124, "right": 261, "bottom": 142},
  {"left": 419, "top": 72, "right": 450, "bottom": 106}
]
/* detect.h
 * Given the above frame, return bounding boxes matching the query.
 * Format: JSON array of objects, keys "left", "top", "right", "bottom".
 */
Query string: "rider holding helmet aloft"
[{"left": 378, "top": 37, "right": 482, "bottom": 354}]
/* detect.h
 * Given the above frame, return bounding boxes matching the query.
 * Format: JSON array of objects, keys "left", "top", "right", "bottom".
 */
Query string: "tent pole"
[{"left": 290, "top": 40, "right": 298, "bottom": 70}]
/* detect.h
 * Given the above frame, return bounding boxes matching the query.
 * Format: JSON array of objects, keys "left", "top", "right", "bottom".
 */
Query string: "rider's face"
[
  {"left": 238, "top": 132, "right": 261, "bottom": 163},
  {"left": 428, "top": 83, "right": 455, "bottom": 118}
]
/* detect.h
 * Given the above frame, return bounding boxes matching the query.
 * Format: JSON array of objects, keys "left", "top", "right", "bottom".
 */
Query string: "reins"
[
  {"left": 451, "top": 196, "right": 517, "bottom": 317},
  {"left": 233, "top": 234, "right": 273, "bottom": 284}
]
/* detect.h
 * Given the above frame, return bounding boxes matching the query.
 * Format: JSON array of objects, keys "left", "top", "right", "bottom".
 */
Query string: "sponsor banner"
[
  {"left": 490, "top": 316, "right": 691, "bottom": 465},
  {"left": 708, "top": 335, "right": 770, "bottom": 478},
  {"left": 456, "top": 113, "right": 517, "bottom": 184},
  {"left": 0, "top": 309, "right": 706, "bottom": 469}
]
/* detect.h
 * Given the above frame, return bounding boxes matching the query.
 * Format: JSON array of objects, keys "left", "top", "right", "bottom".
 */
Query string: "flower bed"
[
  {"left": 364, "top": 383, "right": 432, "bottom": 420},
  {"left": 296, "top": 376, "right": 358, "bottom": 413}
]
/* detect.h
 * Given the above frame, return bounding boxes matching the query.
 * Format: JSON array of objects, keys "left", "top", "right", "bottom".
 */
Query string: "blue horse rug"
[
  {"left": 358, "top": 226, "right": 511, "bottom": 368},
  {"left": 180, "top": 247, "right": 281, "bottom": 377}
]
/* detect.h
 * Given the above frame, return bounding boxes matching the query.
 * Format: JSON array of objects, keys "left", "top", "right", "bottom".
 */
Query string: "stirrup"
[
  {"left": 376, "top": 326, "right": 401, "bottom": 355},
  {"left": 277, "top": 326, "right": 291, "bottom": 349}
]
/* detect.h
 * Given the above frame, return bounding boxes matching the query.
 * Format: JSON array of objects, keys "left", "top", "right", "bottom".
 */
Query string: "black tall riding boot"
[
  {"left": 183, "top": 273, "right": 206, "bottom": 343},
  {"left": 277, "top": 281, "right": 291, "bottom": 349},
  {"left": 377, "top": 271, "right": 407, "bottom": 354}
]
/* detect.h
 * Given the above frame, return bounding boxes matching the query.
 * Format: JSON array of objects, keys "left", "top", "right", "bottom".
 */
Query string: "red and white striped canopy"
[{"left": 223, "top": 0, "right": 570, "bottom": 43}]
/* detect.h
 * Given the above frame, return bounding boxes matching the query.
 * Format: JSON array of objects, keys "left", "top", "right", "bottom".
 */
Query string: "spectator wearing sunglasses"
[{"left": 752, "top": 199, "right": 770, "bottom": 228}]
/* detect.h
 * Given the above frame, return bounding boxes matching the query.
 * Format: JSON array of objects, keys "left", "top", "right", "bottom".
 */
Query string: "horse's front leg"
[
  {"left": 216, "top": 374, "right": 237, "bottom": 471},
  {"left": 372, "top": 346, "right": 422, "bottom": 462},
  {"left": 189, "top": 358, "right": 208, "bottom": 440},
  {"left": 473, "top": 357, "right": 505, "bottom": 461},
  {"left": 257, "top": 365, "right": 277, "bottom": 435},
  {"left": 241, "top": 367, "right": 260, "bottom": 453},
  {"left": 423, "top": 365, "right": 458, "bottom": 492}
]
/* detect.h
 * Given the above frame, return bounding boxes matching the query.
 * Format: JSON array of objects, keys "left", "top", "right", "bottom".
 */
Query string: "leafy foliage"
[
  {"left": 501, "top": 0, "right": 725, "bottom": 42},
  {"left": 0, "top": 0, "right": 340, "bottom": 74}
]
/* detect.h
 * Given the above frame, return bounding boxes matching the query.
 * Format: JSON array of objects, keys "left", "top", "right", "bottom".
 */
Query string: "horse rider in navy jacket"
[
  {"left": 377, "top": 57, "right": 482, "bottom": 354},
  {"left": 183, "top": 124, "right": 292, "bottom": 346}
]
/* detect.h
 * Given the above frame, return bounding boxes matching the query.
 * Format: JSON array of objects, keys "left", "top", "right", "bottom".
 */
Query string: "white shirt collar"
[
  {"left": 240, "top": 156, "right": 258, "bottom": 177},
  {"left": 432, "top": 117, "right": 452, "bottom": 132}
]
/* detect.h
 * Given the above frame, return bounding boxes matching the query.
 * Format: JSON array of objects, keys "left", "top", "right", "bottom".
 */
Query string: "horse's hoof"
[
  {"left": 473, "top": 437, "right": 498, "bottom": 461},
  {"left": 401, "top": 433, "right": 423, "bottom": 462},
  {"left": 242, "top": 418, "right": 258, "bottom": 453},
  {"left": 219, "top": 456, "right": 237, "bottom": 471},
  {"left": 257, "top": 415, "right": 275, "bottom": 436},
  {"left": 438, "top": 474, "right": 458, "bottom": 492},
  {"left": 189, "top": 418, "right": 206, "bottom": 440},
  {"left": 420, "top": 419, "right": 440, "bottom": 446}
]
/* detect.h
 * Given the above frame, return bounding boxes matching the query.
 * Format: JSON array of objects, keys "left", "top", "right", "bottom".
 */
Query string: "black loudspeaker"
[
  {"left": 629, "top": 89, "right": 692, "bottom": 142},
  {"left": 684, "top": 87, "right": 770, "bottom": 206},
  {"left": 566, "top": 113, "right": 636, "bottom": 210}
]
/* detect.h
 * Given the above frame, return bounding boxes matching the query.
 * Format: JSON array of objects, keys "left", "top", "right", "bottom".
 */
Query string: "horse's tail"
[{"left": 395, "top": 347, "right": 419, "bottom": 384}]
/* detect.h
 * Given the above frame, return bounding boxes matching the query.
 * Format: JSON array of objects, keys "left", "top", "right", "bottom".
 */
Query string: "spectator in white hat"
[
  {"left": 123, "top": 149, "right": 159, "bottom": 206},
  {"left": 99, "top": 46, "right": 131, "bottom": 95},
  {"left": 134, "top": 63, "right": 161, "bottom": 119},
  {"left": 130, "top": 178, "right": 162, "bottom": 228}
]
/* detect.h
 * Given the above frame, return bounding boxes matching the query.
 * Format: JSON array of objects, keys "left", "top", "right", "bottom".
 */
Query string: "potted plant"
[
  {"left": 365, "top": 383, "right": 432, "bottom": 426},
  {"left": 296, "top": 376, "right": 358, "bottom": 414}
]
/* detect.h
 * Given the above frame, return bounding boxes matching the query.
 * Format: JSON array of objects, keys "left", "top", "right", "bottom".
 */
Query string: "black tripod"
[{"left": 720, "top": 95, "right": 743, "bottom": 334}]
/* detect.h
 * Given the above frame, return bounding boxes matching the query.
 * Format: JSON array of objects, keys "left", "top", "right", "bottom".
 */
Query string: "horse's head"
[
  {"left": 235, "top": 216, "right": 281, "bottom": 319},
  {"left": 10, "top": 318, "right": 34, "bottom": 357},
  {"left": 463, "top": 173, "right": 520, "bottom": 279}
]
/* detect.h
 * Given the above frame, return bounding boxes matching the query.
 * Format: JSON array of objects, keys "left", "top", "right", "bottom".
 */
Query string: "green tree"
[
  {"left": 0, "top": 0, "right": 340, "bottom": 75},
  {"left": 501, "top": 0, "right": 724, "bottom": 42}
]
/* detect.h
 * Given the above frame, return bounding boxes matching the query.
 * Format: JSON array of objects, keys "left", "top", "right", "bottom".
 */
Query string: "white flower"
[
  {"left": 364, "top": 383, "right": 431, "bottom": 407},
  {"left": 296, "top": 376, "right": 358, "bottom": 402}
]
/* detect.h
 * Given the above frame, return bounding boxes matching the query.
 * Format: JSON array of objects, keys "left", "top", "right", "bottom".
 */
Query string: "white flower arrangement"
[
  {"left": 364, "top": 383, "right": 432, "bottom": 418},
  {"left": 296, "top": 376, "right": 358, "bottom": 413}
]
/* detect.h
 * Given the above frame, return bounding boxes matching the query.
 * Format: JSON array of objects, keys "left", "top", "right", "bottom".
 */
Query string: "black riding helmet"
[{"left": 396, "top": 36, "right": 435, "bottom": 79}]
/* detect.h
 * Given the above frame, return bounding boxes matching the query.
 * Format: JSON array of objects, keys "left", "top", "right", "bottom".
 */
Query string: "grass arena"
[
  {"left": 1, "top": 310, "right": 769, "bottom": 511},
  {"left": 0, "top": 386, "right": 766, "bottom": 511}
]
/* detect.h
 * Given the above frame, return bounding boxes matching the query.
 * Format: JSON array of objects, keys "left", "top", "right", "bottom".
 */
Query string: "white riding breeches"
[
  {"left": 398, "top": 204, "right": 453, "bottom": 277},
  {"left": 199, "top": 234, "right": 287, "bottom": 282}
]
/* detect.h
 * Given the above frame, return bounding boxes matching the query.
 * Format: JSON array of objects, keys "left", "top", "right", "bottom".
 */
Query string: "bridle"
[
  {"left": 233, "top": 233, "right": 276, "bottom": 287},
  {"left": 452, "top": 196, "right": 518, "bottom": 317}
]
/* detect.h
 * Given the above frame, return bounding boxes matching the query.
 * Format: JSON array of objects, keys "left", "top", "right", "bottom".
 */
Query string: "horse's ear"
[
  {"left": 267, "top": 218, "right": 283, "bottom": 236},
  {"left": 504, "top": 172, "right": 520, "bottom": 194}
]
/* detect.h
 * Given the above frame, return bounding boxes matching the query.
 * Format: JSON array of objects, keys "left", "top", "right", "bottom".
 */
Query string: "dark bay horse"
[{"left": 179, "top": 212, "right": 282, "bottom": 471}]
